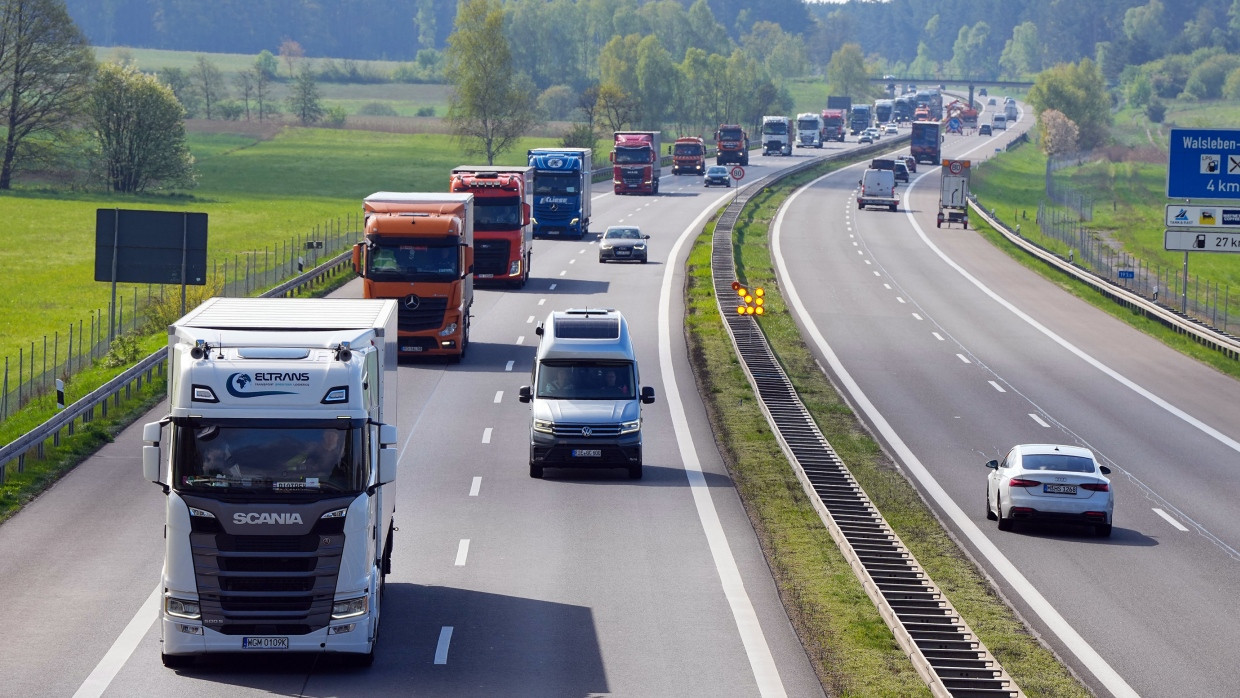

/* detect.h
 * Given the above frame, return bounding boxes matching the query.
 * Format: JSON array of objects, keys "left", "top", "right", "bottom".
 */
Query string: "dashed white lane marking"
[
  {"left": 455, "top": 539, "right": 470, "bottom": 566},
  {"left": 549, "top": 283, "right": 557, "bottom": 290},
  {"left": 538, "top": 298, "right": 546, "bottom": 305},
  {"left": 1029, "top": 413, "right": 1051, "bottom": 428},
  {"left": 434, "top": 626, "right": 454, "bottom": 664},
  {"left": 516, "top": 336, "right": 525, "bottom": 345},
  {"left": 957, "top": 353, "right": 971, "bottom": 364},
  {"left": 989, "top": 381, "right": 1007, "bottom": 393},
  {"left": 912, "top": 313, "right": 923, "bottom": 320},
  {"left": 526, "top": 315, "right": 534, "bottom": 323},
  {"left": 481, "top": 428, "right": 492, "bottom": 444},
  {"left": 505, "top": 360, "right": 514, "bottom": 371},
  {"left": 932, "top": 332, "right": 944, "bottom": 341},
  {"left": 896, "top": 297, "right": 906, "bottom": 304},
  {"left": 559, "top": 270, "right": 567, "bottom": 276},
  {"left": 1153, "top": 508, "right": 1189, "bottom": 531},
  {"left": 493, "top": 391, "right": 503, "bottom": 403},
  {"left": 469, "top": 477, "right": 481, "bottom": 497}
]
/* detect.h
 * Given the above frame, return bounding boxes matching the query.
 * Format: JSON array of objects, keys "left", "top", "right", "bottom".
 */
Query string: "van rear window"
[{"left": 555, "top": 318, "right": 620, "bottom": 339}]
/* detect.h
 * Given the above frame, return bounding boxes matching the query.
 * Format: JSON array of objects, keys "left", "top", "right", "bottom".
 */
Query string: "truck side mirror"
[
  {"left": 378, "top": 447, "right": 397, "bottom": 485},
  {"left": 609, "top": 152, "right": 615, "bottom": 164},
  {"left": 518, "top": 385, "right": 532, "bottom": 403},
  {"left": 352, "top": 243, "right": 363, "bottom": 276},
  {"left": 522, "top": 202, "right": 531, "bottom": 226},
  {"left": 379, "top": 424, "right": 398, "bottom": 447},
  {"left": 142, "top": 421, "right": 164, "bottom": 485},
  {"left": 640, "top": 386, "right": 656, "bottom": 404}
]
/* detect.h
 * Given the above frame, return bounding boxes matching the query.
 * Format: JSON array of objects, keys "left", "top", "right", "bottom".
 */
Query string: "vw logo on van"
[
  {"left": 404, "top": 294, "right": 421, "bottom": 310},
  {"left": 580, "top": 426, "right": 592, "bottom": 437}
]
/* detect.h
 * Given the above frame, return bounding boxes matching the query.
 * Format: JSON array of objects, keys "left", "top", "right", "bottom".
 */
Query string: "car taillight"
[
  {"left": 1081, "top": 483, "right": 1109, "bottom": 492},
  {"left": 1008, "top": 477, "right": 1041, "bottom": 488}
]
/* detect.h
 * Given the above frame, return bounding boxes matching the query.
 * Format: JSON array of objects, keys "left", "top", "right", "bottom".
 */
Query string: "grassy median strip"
[{"left": 684, "top": 163, "right": 1090, "bottom": 696}]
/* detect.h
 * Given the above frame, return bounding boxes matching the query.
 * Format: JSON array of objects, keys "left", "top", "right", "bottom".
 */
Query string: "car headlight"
[
  {"left": 332, "top": 596, "right": 368, "bottom": 619},
  {"left": 533, "top": 419, "right": 554, "bottom": 434},
  {"left": 632, "top": 244, "right": 645, "bottom": 250},
  {"left": 166, "top": 597, "right": 201, "bottom": 620},
  {"left": 620, "top": 419, "right": 641, "bottom": 434}
]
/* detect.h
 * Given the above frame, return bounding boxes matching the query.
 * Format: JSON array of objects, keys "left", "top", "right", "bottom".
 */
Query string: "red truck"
[
  {"left": 821, "top": 109, "right": 847, "bottom": 142},
  {"left": 714, "top": 124, "right": 749, "bottom": 166},
  {"left": 671, "top": 136, "right": 706, "bottom": 175},
  {"left": 611, "top": 131, "right": 662, "bottom": 195},
  {"left": 449, "top": 166, "right": 533, "bottom": 288}
]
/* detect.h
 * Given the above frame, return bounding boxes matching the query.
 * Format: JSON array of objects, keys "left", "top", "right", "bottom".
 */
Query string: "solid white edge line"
[
  {"left": 434, "top": 626, "right": 453, "bottom": 664},
  {"left": 73, "top": 584, "right": 160, "bottom": 698},
  {"left": 1152, "top": 508, "right": 1189, "bottom": 531},
  {"left": 661, "top": 190, "right": 786, "bottom": 697},
  {"left": 771, "top": 167, "right": 1140, "bottom": 698}
]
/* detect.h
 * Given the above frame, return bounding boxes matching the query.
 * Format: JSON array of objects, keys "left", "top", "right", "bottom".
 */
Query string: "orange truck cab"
[
  {"left": 449, "top": 166, "right": 533, "bottom": 288},
  {"left": 671, "top": 136, "right": 706, "bottom": 175},
  {"left": 353, "top": 192, "right": 475, "bottom": 361}
]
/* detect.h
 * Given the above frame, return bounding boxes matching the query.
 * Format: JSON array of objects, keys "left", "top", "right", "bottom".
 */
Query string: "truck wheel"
[
  {"left": 936, "top": 218, "right": 942, "bottom": 228},
  {"left": 162, "top": 653, "right": 195, "bottom": 669},
  {"left": 889, "top": 204, "right": 897, "bottom": 212},
  {"left": 529, "top": 462, "right": 544, "bottom": 479},
  {"left": 963, "top": 221, "right": 968, "bottom": 229}
]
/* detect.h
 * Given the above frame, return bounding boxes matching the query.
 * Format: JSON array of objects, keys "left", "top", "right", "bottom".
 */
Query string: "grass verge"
[{"left": 684, "top": 162, "right": 1091, "bottom": 696}]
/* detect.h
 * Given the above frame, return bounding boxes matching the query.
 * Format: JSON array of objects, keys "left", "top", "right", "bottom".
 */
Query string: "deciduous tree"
[
  {"left": 1040, "top": 109, "right": 1079, "bottom": 157},
  {"left": 443, "top": 0, "right": 536, "bottom": 164},
  {"left": 286, "top": 67, "right": 323, "bottom": 125},
  {"left": 1027, "top": 58, "right": 1111, "bottom": 151},
  {"left": 0, "top": 0, "right": 95, "bottom": 189},
  {"left": 90, "top": 62, "right": 194, "bottom": 193},
  {"left": 192, "top": 54, "right": 226, "bottom": 119}
]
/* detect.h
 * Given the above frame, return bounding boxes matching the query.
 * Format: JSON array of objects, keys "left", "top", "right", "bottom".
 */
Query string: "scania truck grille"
[{"left": 188, "top": 524, "right": 346, "bottom": 635}]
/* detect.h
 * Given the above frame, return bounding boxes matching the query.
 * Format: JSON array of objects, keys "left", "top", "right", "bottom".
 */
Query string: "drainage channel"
[{"left": 710, "top": 169, "right": 1022, "bottom": 698}]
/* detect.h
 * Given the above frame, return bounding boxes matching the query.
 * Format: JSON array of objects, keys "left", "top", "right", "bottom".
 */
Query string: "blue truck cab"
[{"left": 527, "top": 148, "right": 594, "bottom": 239}]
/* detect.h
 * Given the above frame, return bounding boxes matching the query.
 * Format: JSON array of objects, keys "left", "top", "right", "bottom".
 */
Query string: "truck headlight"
[
  {"left": 166, "top": 597, "right": 201, "bottom": 620},
  {"left": 508, "top": 260, "right": 522, "bottom": 276},
  {"left": 620, "top": 419, "right": 641, "bottom": 434},
  {"left": 533, "top": 419, "right": 554, "bottom": 434},
  {"left": 332, "top": 596, "right": 368, "bottom": 619},
  {"left": 438, "top": 322, "right": 458, "bottom": 337}
]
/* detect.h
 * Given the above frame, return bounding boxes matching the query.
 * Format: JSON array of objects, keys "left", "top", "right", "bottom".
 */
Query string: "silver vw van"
[{"left": 518, "top": 309, "right": 655, "bottom": 479}]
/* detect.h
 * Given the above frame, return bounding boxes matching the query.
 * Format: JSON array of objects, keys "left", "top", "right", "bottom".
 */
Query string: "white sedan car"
[
  {"left": 986, "top": 444, "right": 1114, "bottom": 536},
  {"left": 884, "top": 123, "right": 899, "bottom": 136}
]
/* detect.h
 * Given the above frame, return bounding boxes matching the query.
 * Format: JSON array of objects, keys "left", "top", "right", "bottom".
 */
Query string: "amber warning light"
[{"left": 731, "top": 280, "right": 765, "bottom": 315}]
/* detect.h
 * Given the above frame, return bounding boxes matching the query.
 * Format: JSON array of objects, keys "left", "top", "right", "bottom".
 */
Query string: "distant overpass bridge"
[{"left": 869, "top": 77, "right": 1036, "bottom": 89}]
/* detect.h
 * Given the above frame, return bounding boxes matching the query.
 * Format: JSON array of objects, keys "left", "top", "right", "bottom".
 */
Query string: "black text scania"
[{"left": 142, "top": 297, "right": 398, "bottom": 667}]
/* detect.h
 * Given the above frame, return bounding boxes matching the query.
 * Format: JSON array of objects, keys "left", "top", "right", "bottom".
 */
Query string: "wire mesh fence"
[{"left": 1, "top": 215, "right": 362, "bottom": 424}]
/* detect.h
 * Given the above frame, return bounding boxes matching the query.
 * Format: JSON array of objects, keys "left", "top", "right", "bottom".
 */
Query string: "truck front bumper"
[{"left": 161, "top": 614, "right": 376, "bottom": 657}]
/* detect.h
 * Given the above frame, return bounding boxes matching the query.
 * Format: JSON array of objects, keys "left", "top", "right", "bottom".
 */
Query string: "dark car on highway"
[{"left": 703, "top": 165, "right": 731, "bottom": 187}]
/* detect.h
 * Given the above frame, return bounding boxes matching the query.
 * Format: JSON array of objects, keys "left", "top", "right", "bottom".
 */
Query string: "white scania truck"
[{"left": 142, "top": 297, "right": 399, "bottom": 667}]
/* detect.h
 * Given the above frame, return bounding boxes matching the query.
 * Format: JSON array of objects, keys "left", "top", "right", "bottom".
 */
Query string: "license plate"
[
  {"left": 477, "top": 273, "right": 494, "bottom": 278},
  {"left": 615, "top": 249, "right": 630, "bottom": 256},
  {"left": 1044, "top": 484, "right": 1078, "bottom": 495},
  {"left": 242, "top": 636, "right": 289, "bottom": 650},
  {"left": 402, "top": 345, "right": 423, "bottom": 352},
  {"left": 572, "top": 449, "right": 602, "bottom": 458}
]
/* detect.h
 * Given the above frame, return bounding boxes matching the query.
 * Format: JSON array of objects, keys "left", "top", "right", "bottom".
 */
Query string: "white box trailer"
[{"left": 143, "top": 297, "right": 399, "bottom": 668}]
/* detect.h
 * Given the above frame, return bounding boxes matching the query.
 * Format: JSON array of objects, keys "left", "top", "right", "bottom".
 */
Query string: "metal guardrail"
[
  {"left": 970, "top": 199, "right": 1240, "bottom": 360},
  {"left": 709, "top": 146, "right": 1020, "bottom": 696},
  {"left": 0, "top": 251, "right": 354, "bottom": 484}
]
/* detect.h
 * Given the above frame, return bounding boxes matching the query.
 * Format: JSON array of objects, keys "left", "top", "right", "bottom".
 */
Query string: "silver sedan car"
[
  {"left": 986, "top": 444, "right": 1114, "bottom": 536},
  {"left": 598, "top": 225, "right": 650, "bottom": 263}
]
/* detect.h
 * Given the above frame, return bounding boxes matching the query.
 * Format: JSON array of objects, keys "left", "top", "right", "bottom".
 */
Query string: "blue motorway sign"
[{"left": 1167, "top": 128, "right": 1240, "bottom": 199}]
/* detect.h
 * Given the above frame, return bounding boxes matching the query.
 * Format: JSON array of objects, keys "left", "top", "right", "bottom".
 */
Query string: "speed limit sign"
[
  {"left": 943, "top": 159, "right": 970, "bottom": 175},
  {"left": 730, "top": 166, "right": 745, "bottom": 180}
]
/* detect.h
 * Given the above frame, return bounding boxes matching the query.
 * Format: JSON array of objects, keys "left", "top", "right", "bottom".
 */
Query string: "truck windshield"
[
  {"left": 718, "top": 128, "right": 744, "bottom": 141},
  {"left": 173, "top": 422, "right": 367, "bottom": 496},
  {"left": 474, "top": 197, "right": 521, "bottom": 231},
  {"left": 797, "top": 119, "right": 818, "bottom": 130},
  {"left": 533, "top": 172, "right": 578, "bottom": 195},
  {"left": 674, "top": 144, "right": 703, "bottom": 156},
  {"left": 613, "top": 147, "right": 651, "bottom": 164},
  {"left": 762, "top": 122, "right": 788, "bottom": 135},
  {"left": 367, "top": 243, "right": 459, "bottom": 280},
  {"left": 536, "top": 361, "right": 635, "bottom": 400}
]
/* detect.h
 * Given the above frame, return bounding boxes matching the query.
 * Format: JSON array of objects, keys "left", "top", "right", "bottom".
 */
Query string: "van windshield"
[{"left": 536, "top": 361, "right": 634, "bottom": 400}]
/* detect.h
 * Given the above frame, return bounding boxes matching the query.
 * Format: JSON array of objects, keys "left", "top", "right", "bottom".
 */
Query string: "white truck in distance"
[
  {"left": 761, "top": 115, "right": 793, "bottom": 156},
  {"left": 142, "top": 297, "right": 399, "bottom": 668},
  {"left": 796, "top": 112, "right": 824, "bottom": 148}
]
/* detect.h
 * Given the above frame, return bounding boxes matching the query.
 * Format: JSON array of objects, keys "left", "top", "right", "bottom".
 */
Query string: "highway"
[
  {"left": 772, "top": 106, "right": 1240, "bottom": 698},
  {"left": 0, "top": 146, "right": 834, "bottom": 697}
]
